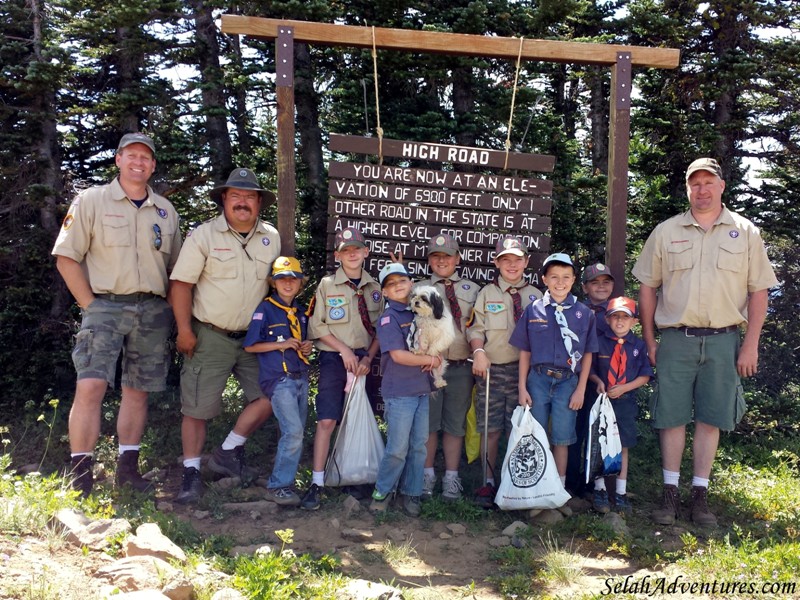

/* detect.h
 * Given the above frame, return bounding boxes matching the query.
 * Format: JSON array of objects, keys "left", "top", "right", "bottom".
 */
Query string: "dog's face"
[{"left": 410, "top": 286, "right": 445, "bottom": 320}]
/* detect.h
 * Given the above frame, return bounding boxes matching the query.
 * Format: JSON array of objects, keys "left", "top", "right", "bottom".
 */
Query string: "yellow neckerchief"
[{"left": 267, "top": 296, "right": 310, "bottom": 366}]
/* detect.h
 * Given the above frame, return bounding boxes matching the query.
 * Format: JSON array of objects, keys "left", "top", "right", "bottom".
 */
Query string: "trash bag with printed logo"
[{"left": 586, "top": 393, "right": 623, "bottom": 483}]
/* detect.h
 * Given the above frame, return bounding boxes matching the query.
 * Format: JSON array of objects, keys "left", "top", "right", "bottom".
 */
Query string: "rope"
[
  {"left": 503, "top": 36, "right": 525, "bottom": 170},
  {"left": 371, "top": 26, "right": 384, "bottom": 165}
]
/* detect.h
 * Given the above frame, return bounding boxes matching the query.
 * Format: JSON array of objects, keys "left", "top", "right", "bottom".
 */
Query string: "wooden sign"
[{"left": 326, "top": 135, "right": 554, "bottom": 286}]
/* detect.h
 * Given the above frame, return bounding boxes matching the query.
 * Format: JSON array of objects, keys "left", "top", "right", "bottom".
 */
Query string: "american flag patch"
[
  {"left": 380, "top": 316, "right": 391, "bottom": 326},
  {"left": 253, "top": 313, "right": 264, "bottom": 321}
]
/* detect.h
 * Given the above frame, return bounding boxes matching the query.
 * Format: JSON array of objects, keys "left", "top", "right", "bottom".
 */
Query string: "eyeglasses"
[{"left": 152, "top": 224, "right": 162, "bottom": 250}]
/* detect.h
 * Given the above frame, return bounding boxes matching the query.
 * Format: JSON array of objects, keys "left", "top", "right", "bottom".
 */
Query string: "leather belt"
[
  {"left": 533, "top": 365, "right": 572, "bottom": 379},
  {"left": 284, "top": 372, "right": 304, "bottom": 380},
  {"left": 672, "top": 326, "right": 738, "bottom": 337},
  {"left": 449, "top": 359, "right": 471, "bottom": 367},
  {"left": 196, "top": 320, "right": 248, "bottom": 340},
  {"left": 96, "top": 292, "right": 161, "bottom": 303}
]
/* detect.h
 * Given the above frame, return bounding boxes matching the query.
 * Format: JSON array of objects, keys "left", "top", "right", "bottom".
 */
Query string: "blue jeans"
[
  {"left": 375, "top": 394, "right": 429, "bottom": 497},
  {"left": 267, "top": 375, "right": 309, "bottom": 489},
  {"left": 528, "top": 369, "right": 578, "bottom": 446}
]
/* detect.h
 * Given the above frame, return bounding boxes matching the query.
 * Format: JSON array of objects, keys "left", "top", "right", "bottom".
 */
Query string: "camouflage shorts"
[
  {"left": 474, "top": 362, "right": 520, "bottom": 435},
  {"left": 72, "top": 297, "right": 173, "bottom": 391}
]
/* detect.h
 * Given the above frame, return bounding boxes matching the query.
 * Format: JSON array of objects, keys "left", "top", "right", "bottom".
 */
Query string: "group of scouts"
[{"left": 52, "top": 134, "right": 777, "bottom": 527}]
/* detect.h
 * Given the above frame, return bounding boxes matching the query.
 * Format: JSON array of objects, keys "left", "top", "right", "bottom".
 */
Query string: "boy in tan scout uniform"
[
  {"left": 301, "top": 226, "right": 382, "bottom": 510},
  {"left": 52, "top": 133, "right": 182, "bottom": 496},
  {"left": 169, "top": 168, "right": 280, "bottom": 504},
  {"left": 414, "top": 234, "right": 479, "bottom": 502},
  {"left": 467, "top": 236, "right": 542, "bottom": 507}
]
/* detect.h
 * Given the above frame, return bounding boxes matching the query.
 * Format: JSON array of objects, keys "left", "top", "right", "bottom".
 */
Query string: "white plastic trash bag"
[
  {"left": 325, "top": 376, "right": 385, "bottom": 487},
  {"left": 585, "top": 393, "right": 623, "bottom": 483},
  {"left": 495, "top": 406, "right": 571, "bottom": 511}
]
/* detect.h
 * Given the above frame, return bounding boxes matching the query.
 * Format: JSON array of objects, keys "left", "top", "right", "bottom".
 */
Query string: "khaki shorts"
[
  {"left": 474, "top": 362, "right": 519, "bottom": 435},
  {"left": 428, "top": 362, "right": 475, "bottom": 436},
  {"left": 72, "top": 297, "right": 173, "bottom": 391},
  {"left": 179, "top": 322, "right": 264, "bottom": 419},
  {"left": 650, "top": 328, "right": 744, "bottom": 431}
]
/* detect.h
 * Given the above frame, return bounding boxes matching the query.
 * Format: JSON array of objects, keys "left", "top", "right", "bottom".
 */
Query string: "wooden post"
[
  {"left": 607, "top": 52, "right": 632, "bottom": 297},
  {"left": 275, "top": 26, "right": 296, "bottom": 254}
]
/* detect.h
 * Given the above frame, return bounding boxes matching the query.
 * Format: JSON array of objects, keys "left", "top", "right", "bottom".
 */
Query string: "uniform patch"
[
  {"left": 633, "top": 348, "right": 640, "bottom": 357},
  {"left": 262, "top": 237, "right": 271, "bottom": 246},
  {"left": 62, "top": 215, "right": 74, "bottom": 230},
  {"left": 371, "top": 290, "right": 382, "bottom": 303},
  {"left": 729, "top": 230, "right": 739, "bottom": 238},
  {"left": 252, "top": 312, "right": 264, "bottom": 321},
  {"left": 156, "top": 207, "right": 168, "bottom": 219},
  {"left": 462, "top": 284, "right": 471, "bottom": 290},
  {"left": 575, "top": 310, "right": 583, "bottom": 319},
  {"left": 329, "top": 307, "right": 345, "bottom": 320},
  {"left": 326, "top": 295, "right": 346, "bottom": 308},
  {"left": 380, "top": 316, "right": 391, "bottom": 326},
  {"left": 507, "top": 432, "right": 547, "bottom": 488},
  {"left": 529, "top": 294, "right": 537, "bottom": 301},
  {"left": 486, "top": 302, "right": 506, "bottom": 314}
]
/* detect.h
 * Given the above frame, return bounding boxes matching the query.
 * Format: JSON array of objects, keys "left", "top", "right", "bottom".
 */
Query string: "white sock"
[
  {"left": 222, "top": 431, "right": 247, "bottom": 450},
  {"left": 424, "top": 467, "right": 435, "bottom": 478},
  {"left": 691, "top": 476, "right": 709, "bottom": 488},
  {"left": 663, "top": 469, "right": 680, "bottom": 486},
  {"left": 312, "top": 471, "right": 325, "bottom": 486},
  {"left": 616, "top": 478, "right": 627, "bottom": 495},
  {"left": 594, "top": 478, "right": 606, "bottom": 491},
  {"left": 559, "top": 475, "right": 566, "bottom": 486},
  {"left": 71, "top": 452, "right": 92, "bottom": 459},
  {"left": 183, "top": 457, "right": 202, "bottom": 470},
  {"left": 444, "top": 470, "right": 458, "bottom": 480},
  {"left": 486, "top": 478, "right": 495, "bottom": 487},
  {"left": 118, "top": 444, "right": 139, "bottom": 455}
]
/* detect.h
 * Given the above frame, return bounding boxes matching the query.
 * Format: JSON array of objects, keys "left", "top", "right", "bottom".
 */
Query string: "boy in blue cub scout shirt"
[
  {"left": 510, "top": 253, "right": 598, "bottom": 486},
  {"left": 370, "top": 263, "right": 441, "bottom": 518},
  {"left": 588, "top": 296, "right": 653, "bottom": 514},
  {"left": 243, "top": 257, "right": 313, "bottom": 507}
]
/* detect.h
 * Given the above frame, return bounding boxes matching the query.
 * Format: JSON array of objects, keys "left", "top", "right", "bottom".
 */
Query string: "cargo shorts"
[{"left": 474, "top": 362, "right": 519, "bottom": 435}]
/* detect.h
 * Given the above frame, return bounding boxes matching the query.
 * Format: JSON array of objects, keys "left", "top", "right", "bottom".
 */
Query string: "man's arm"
[
  {"left": 737, "top": 288, "right": 769, "bottom": 378},
  {"left": 168, "top": 279, "right": 197, "bottom": 357},
  {"left": 56, "top": 256, "right": 95, "bottom": 309},
  {"left": 638, "top": 284, "right": 659, "bottom": 366}
]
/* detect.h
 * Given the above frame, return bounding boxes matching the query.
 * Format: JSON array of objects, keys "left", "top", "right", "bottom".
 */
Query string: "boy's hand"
[
  {"left": 519, "top": 389, "right": 532, "bottom": 407},
  {"left": 281, "top": 338, "right": 302, "bottom": 352},
  {"left": 607, "top": 385, "right": 625, "bottom": 399},
  {"left": 299, "top": 340, "right": 314, "bottom": 355},
  {"left": 355, "top": 355, "right": 371, "bottom": 376},
  {"left": 472, "top": 351, "right": 490, "bottom": 378},
  {"left": 568, "top": 390, "right": 584, "bottom": 411},
  {"left": 340, "top": 348, "right": 359, "bottom": 373},
  {"left": 595, "top": 381, "right": 606, "bottom": 394}
]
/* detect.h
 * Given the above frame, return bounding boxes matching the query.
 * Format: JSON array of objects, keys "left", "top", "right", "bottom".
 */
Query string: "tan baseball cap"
[{"left": 686, "top": 158, "right": 722, "bottom": 180}]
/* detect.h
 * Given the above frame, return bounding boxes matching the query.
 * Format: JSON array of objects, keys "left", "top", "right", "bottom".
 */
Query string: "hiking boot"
[
  {"left": 174, "top": 466, "right": 202, "bottom": 505},
  {"left": 265, "top": 487, "right": 301, "bottom": 506},
  {"left": 70, "top": 455, "right": 94, "bottom": 498},
  {"left": 690, "top": 486, "right": 718, "bottom": 526},
  {"left": 613, "top": 493, "right": 632, "bottom": 514},
  {"left": 402, "top": 495, "right": 422, "bottom": 517},
  {"left": 342, "top": 485, "right": 365, "bottom": 500},
  {"left": 593, "top": 488, "right": 611, "bottom": 514},
  {"left": 421, "top": 472, "right": 437, "bottom": 501},
  {"left": 474, "top": 482, "right": 497, "bottom": 509},
  {"left": 652, "top": 484, "right": 681, "bottom": 525},
  {"left": 442, "top": 476, "right": 463, "bottom": 502},
  {"left": 116, "top": 450, "right": 154, "bottom": 493},
  {"left": 370, "top": 490, "right": 391, "bottom": 514},
  {"left": 301, "top": 484, "right": 323, "bottom": 511},
  {"left": 208, "top": 445, "right": 257, "bottom": 483}
]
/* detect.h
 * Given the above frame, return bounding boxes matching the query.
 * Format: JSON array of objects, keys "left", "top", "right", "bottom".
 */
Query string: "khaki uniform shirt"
[
  {"left": 51, "top": 178, "right": 181, "bottom": 296},
  {"left": 415, "top": 274, "right": 479, "bottom": 361},
  {"left": 309, "top": 267, "right": 382, "bottom": 352},
  {"left": 170, "top": 213, "right": 281, "bottom": 331},
  {"left": 467, "top": 276, "right": 543, "bottom": 364},
  {"left": 632, "top": 206, "right": 778, "bottom": 329}
]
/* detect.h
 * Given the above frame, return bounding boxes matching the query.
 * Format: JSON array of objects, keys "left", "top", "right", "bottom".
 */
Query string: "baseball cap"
[
  {"left": 117, "top": 133, "right": 156, "bottom": 155},
  {"left": 541, "top": 253, "right": 574, "bottom": 275},
  {"left": 495, "top": 236, "right": 527, "bottom": 258},
  {"left": 428, "top": 234, "right": 459, "bottom": 256},
  {"left": 271, "top": 256, "right": 305, "bottom": 280},
  {"left": 379, "top": 263, "right": 411, "bottom": 287},
  {"left": 606, "top": 296, "right": 637, "bottom": 317},
  {"left": 582, "top": 263, "right": 615, "bottom": 284},
  {"left": 686, "top": 158, "right": 722, "bottom": 180},
  {"left": 210, "top": 168, "right": 276, "bottom": 205},
  {"left": 334, "top": 227, "right": 367, "bottom": 252}
]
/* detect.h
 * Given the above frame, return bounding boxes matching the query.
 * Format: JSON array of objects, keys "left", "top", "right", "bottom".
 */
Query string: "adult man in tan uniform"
[
  {"left": 52, "top": 133, "right": 182, "bottom": 496},
  {"left": 633, "top": 158, "right": 778, "bottom": 526},
  {"left": 169, "top": 168, "right": 280, "bottom": 503}
]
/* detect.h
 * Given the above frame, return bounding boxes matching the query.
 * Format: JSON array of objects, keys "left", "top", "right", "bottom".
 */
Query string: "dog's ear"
[{"left": 431, "top": 291, "right": 445, "bottom": 319}]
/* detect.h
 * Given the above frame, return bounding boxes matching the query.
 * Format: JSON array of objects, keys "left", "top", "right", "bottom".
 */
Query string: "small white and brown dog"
[{"left": 409, "top": 285, "right": 456, "bottom": 388}]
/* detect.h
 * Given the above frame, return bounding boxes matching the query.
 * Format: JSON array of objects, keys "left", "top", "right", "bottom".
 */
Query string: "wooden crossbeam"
[{"left": 221, "top": 16, "right": 680, "bottom": 69}]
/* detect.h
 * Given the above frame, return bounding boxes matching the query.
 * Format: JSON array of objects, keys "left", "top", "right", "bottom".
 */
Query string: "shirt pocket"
[
  {"left": 325, "top": 299, "right": 351, "bottom": 324},
  {"left": 254, "top": 254, "right": 270, "bottom": 280},
  {"left": 484, "top": 304, "right": 508, "bottom": 331},
  {"left": 101, "top": 216, "right": 131, "bottom": 247},
  {"left": 666, "top": 243, "right": 693, "bottom": 272},
  {"left": 717, "top": 241, "right": 745, "bottom": 272},
  {"left": 208, "top": 249, "right": 237, "bottom": 279}
]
